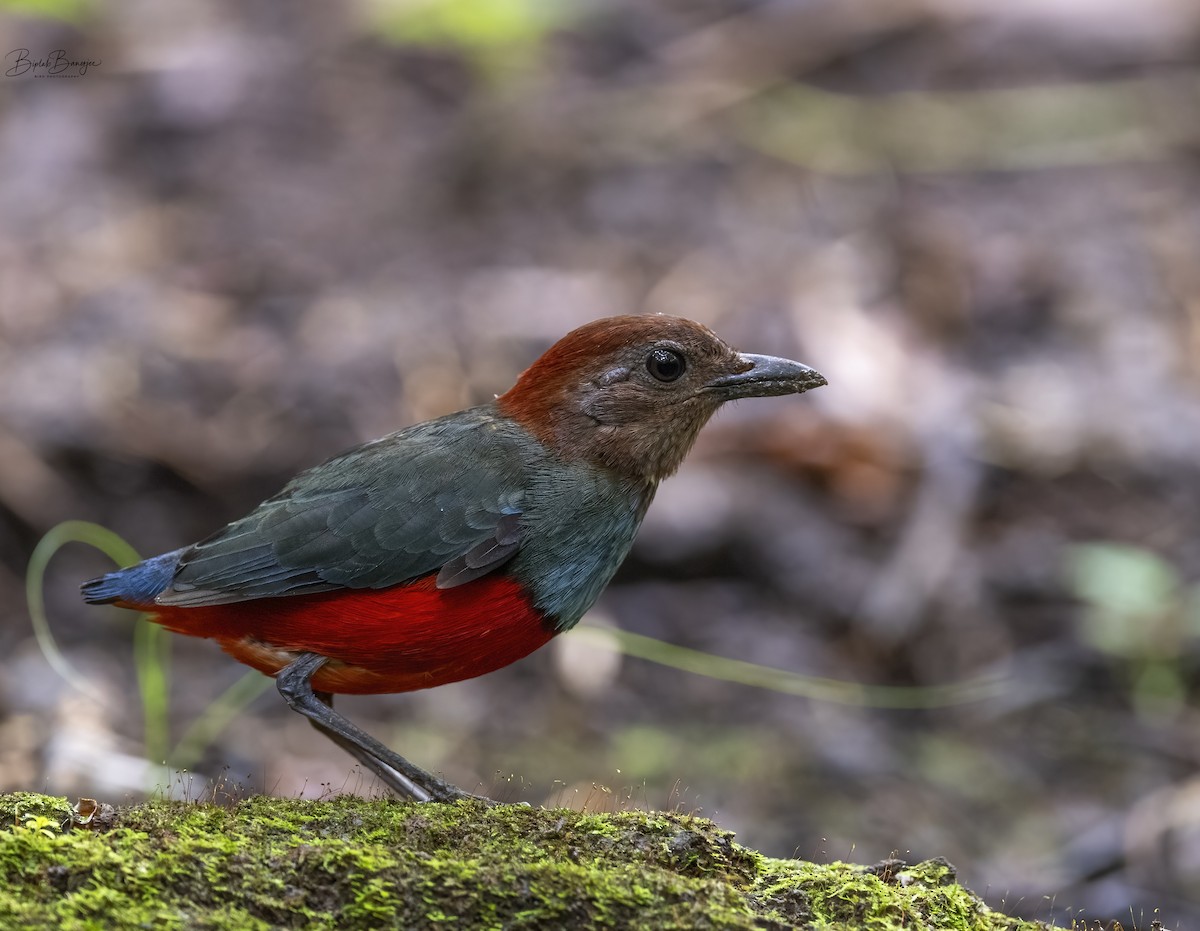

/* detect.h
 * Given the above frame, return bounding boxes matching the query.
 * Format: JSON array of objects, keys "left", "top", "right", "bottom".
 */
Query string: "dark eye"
[{"left": 646, "top": 348, "right": 686, "bottom": 382}]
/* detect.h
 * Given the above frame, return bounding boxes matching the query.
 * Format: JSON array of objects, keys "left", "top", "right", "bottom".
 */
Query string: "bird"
[{"left": 82, "top": 315, "right": 826, "bottom": 802}]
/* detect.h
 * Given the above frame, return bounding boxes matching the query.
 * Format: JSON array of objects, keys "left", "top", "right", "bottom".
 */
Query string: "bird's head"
[{"left": 497, "top": 315, "right": 826, "bottom": 484}]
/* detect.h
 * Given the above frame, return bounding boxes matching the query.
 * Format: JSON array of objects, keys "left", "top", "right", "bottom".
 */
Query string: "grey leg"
[{"left": 276, "top": 652, "right": 482, "bottom": 803}]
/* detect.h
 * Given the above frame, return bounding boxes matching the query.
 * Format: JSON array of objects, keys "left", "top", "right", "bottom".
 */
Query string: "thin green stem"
[
  {"left": 571, "top": 625, "right": 1008, "bottom": 709},
  {"left": 133, "top": 615, "right": 171, "bottom": 766},
  {"left": 171, "top": 671, "right": 272, "bottom": 772},
  {"left": 30, "top": 521, "right": 269, "bottom": 776},
  {"left": 26, "top": 520, "right": 142, "bottom": 706}
]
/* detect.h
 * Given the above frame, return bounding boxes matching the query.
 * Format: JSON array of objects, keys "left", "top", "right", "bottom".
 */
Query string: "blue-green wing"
[{"left": 155, "top": 408, "right": 527, "bottom": 607}]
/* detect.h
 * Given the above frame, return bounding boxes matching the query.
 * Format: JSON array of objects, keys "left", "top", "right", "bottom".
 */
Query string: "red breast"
[{"left": 152, "top": 574, "right": 553, "bottom": 695}]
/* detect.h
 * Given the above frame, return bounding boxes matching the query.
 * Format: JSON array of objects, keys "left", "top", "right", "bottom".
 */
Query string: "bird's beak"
[{"left": 705, "top": 353, "right": 827, "bottom": 400}]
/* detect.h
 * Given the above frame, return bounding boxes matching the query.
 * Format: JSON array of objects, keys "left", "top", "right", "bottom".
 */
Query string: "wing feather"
[{"left": 154, "top": 408, "right": 529, "bottom": 607}]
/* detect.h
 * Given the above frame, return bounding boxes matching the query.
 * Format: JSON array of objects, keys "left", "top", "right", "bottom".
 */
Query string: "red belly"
[{"left": 146, "top": 574, "right": 555, "bottom": 694}]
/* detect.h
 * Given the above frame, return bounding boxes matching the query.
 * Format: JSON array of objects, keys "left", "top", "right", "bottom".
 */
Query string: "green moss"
[
  {"left": 0, "top": 792, "right": 1052, "bottom": 930},
  {"left": 0, "top": 791, "right": 73, "bottom": 829}
]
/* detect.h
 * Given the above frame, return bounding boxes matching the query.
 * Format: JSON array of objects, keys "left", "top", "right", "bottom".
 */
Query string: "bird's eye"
[{"left": 646, "top": 348, "right": 686, "bottom": 382}]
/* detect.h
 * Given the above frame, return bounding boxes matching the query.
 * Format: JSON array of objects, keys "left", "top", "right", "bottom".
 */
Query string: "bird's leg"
[
  {"left": 308, "top": 689, "right": 430, "bottom": 801},
  {"left": 276, "top": 652, "right": 480, "bottom": 803}
]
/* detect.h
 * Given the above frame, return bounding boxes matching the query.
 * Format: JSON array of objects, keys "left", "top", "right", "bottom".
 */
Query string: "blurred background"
[{"left": 3, "top": 0, "right": 1200, "bottom": 925}]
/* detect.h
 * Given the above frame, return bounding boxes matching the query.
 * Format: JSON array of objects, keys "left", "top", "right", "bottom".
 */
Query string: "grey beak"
[{"left": 706, "top": 353, "right": 827, "bottom": 400}]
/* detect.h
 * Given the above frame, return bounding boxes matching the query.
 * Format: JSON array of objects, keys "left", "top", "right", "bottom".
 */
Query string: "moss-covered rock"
[{"left": 0, "top": 792, "right": 1053, "bottom": 930}]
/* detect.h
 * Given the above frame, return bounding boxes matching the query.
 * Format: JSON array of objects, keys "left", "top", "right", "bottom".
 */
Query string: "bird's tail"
[{"left": 81, "top": 548, "right": 186, "bottom": 608}]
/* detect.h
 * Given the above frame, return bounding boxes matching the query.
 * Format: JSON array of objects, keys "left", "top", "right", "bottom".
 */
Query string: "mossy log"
[{"left": 0, "top": 791, "right": 1052, "bottom": 930}]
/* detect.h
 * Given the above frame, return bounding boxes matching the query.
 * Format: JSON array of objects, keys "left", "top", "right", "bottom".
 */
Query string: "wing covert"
[{"left": 155, "top": 408, "right": 528, "bottom": 607}]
